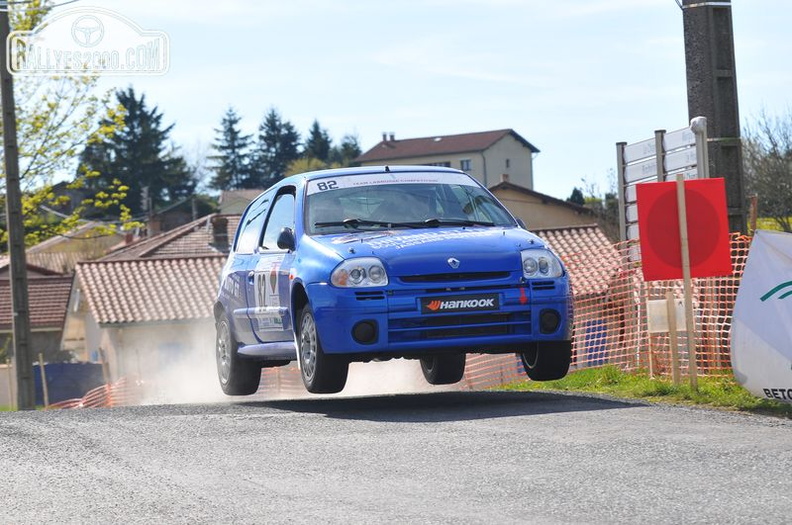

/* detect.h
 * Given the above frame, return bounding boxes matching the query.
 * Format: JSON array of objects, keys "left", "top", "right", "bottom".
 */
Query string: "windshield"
[{"left": 305, "top": 173, "right": 516, "bottom": 235}]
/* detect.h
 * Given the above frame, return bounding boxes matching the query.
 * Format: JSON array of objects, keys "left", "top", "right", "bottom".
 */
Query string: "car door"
[{"left": 246, "top": 188, "right": 295, "bottom": 343}]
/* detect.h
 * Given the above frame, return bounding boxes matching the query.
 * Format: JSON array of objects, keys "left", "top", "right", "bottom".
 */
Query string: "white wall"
[{"left": 483, "top": 134, "right": 534, "bottom": 189}]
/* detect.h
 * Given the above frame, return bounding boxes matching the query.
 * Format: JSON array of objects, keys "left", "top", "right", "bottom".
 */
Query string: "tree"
[
  {"left": 330, "top": 134, "right": 362, "bottom": 167},
  {"left": 579, "top": 173, "right": 620, "bottom": 242},
  {"left": 1, "top": 1, "right": 132, "bottom": 249},
  {"left": 303, "top": 120, "right": 331, "bottom": 162},
  {"left": 567, "top": 187, "right": 585, "bottom": 206},
  {"left": 78, "top": 87, "right": 196, "bottom": 217},
  {"left": 743, "top": 109, "right": 792, "bottom": 232},
  {"left": 285, "top": 157, "right": 338, "bottom": 177},
  {"left": 209, "top": 107, "right": 253, "bottom": 190},
  {"left": 251, "top": 108, "right": 300, "bottom": 187}
]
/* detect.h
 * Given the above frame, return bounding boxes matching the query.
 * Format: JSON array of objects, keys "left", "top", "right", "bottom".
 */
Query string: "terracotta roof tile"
[
  {"left": 76, "top": 256, "right": 226, "bottom": 325},
  {"left": 102, "top": 214, "right": 240, "bottom": 261},
  {"left": 0, "top": 276, "right": 73, "bottom": 330},
  {"left": 356, "top": 129, "right": 539, "bottom": 163},
  {"left": 220, "top": 189, "right": 262, "bottom": 204},
  {"left": 533, "top": 224, "right": 620, "bottom": 297},
  {"left": 0, "top": 256, "right": 65, "bottom": 277}
]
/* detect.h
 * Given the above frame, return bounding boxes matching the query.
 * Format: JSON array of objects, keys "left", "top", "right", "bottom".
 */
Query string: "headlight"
[
  {"left": 331, "top": 257, "right": 389, "bottom": 287},
  {"left": 521, "top": 249, "right": 563, "bottom": 279}
]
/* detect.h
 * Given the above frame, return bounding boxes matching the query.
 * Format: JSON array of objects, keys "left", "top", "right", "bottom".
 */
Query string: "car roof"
[{"left": 281, "top": 165, "right": 468, "bottom": 185}]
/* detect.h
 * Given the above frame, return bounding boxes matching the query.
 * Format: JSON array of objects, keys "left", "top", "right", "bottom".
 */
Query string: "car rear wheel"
[
  {"left": 520, "top": 341, "right": 572, "bottom": 381},
  {"left": 298, "top": 306, "right": 349, "bottom": 394},
  {"left": 420, "top": 354, "right": 466, "bottom": 385},
  {"left": 216, "top": 316, "right": 262, "bottom": 395}
]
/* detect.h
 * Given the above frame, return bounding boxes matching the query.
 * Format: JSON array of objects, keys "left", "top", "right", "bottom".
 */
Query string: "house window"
[
  {"left": 505, "top": 158, "right": 510, "bottom": 169},
  {"left": 460, "top": 159, "right": 471, "bottom": 172},
  {"left": 426, "top": 162, "right": 451, "bottom": 168}
]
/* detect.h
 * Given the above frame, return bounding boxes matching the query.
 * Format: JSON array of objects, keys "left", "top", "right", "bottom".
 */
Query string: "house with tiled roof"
[
  {"left": 61, "top": 212, "right": 241, "bottom": 391},
  {"left": 532, "top": 224, "right": 620, "bottom": 298},
  {"left": 0, "top": 257, "right": 64, "bottom": 279},
  {"left": 23, "top": 221, "right": 127, "bottom": 274},
  {"left": 0, "top": 276, "right": 73, "bottom": 365},
  {"left": 1, "top": 258, "right": 74, "bottom": 395},
  {"left": 100, "top": 213, "right": 239, "bottom": 261},
  {"left": 63, "top": 256, "right": 226, "bottom": 383},
  {"left": 488, "top": 179, "right": 596, "bottom": 230},
  {"left": 356, "top": 129, "right": 539, "bottom": 189},
  {"left": 219, "top": 189, "right": 263, "bottom": 214}
]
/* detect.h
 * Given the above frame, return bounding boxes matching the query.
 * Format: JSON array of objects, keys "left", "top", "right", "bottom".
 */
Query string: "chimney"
[
  {"left": 389, "top": 132, "right": 395, "bottom": 141},
  {"left": 211, "top": 216, "right": 229, "bottom": 252},
  {"left": 382, "top": 132, "right": 387, "bottom": 142},
  {"left": 501, "top": 173, "right": 510, "bottom": 183},
  {"left": 148, "top": 216, "right": 161, "bottom": 237}
]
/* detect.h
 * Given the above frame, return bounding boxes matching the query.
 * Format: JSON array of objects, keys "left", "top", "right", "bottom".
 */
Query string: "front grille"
[
  {"left": 389, "top": 311, "right": 530, "bottom": 343},
  {"left": 399, "top": 271, "right": 509, "bottom": 283},
  {"left": 530, "top": 280, "right": 555, "bottom": 291},
  {"left": 355, "top": 291, "right": 386, "bottom": 301}
]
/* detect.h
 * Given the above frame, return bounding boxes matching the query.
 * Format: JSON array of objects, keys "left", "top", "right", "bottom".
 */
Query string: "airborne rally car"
[{"left": 214, "top": 166, "right": 572, "bottom": 395}]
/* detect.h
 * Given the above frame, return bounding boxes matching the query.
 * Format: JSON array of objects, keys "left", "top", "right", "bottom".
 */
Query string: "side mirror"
[{"left": 276, "top": 227, "right": 296, "bottom": 251}]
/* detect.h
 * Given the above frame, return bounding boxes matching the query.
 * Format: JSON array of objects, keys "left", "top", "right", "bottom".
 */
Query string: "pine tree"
[
  {"left": 567, "top": 187, "right": 585, "bottom": 206},
  {"left": 251, "top": 108, "right": 300, "bottom": 186},
  {"left": 78, "top": 87, "right": 196, "bottom": 216},
  {"left": 209, "top": 108, "right": 254, "bottom": 190},
  {"left": 303, "top": 120, "right": 332, "bottom": 162},
  {"left": 330, "top": 134, "right": 362, "bottom": 167}
]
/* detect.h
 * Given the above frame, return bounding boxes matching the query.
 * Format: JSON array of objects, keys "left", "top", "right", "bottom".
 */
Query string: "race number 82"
[{"left": 316, "top": 180, "right": 338, "bottom": 191}]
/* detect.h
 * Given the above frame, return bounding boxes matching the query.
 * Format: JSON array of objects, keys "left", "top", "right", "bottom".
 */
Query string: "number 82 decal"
[{"left": 316, "top": 180, "right": 338, "bottom": 191}]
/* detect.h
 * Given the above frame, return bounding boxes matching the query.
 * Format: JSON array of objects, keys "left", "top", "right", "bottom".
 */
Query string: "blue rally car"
[{"left": 214, "top": 166, "right": 573, "bottom": 394}]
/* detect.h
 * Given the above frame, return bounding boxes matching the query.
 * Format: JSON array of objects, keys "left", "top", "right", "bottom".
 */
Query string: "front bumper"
[{"left": 305, "top": 279, "right": 571, "bottom": 357}]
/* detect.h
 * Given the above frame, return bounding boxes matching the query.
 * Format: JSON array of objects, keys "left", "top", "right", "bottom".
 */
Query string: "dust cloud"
[
  {"left": 341, "top": 359, "right": 459, "bottom": 397},
  {"left": 125, "top": 326, "right": 459, "bottom": 405}
]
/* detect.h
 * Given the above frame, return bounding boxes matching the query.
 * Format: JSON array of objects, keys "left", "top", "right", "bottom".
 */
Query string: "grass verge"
[{"left": 499, "top": 365, "right": 792, "bottom": 418}]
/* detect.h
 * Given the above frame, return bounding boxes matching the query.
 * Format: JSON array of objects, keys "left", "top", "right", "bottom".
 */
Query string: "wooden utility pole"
[{"left": 0, "top": 7, "right": 36, "bottom": 410}]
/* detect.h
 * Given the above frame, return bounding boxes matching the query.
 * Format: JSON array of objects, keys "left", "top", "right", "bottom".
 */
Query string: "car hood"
[{"left": 314, "top": 227, "right": 546, "bottom": 275}]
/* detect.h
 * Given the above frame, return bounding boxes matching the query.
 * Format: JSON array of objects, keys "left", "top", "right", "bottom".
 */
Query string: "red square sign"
[{"left": 636, "top": 178, "right": 732, "bottom": 281}]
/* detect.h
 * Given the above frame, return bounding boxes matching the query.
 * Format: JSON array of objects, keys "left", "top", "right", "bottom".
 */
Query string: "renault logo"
[{"left": 447, "top": 257, "right": 460, "bottom": 269}]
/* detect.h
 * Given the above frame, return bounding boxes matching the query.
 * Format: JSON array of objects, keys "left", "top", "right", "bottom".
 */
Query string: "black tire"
[
  {"left": 298, "top": 306, "right": 349, "bottom": 394},
  {"left": 520, "top": 341, "right": 572, "bottom": 381},
  {"left": 216, "top": 316, "right": 262, "bottom": 395},
  {"left": 420, "top": 354, "right": 466, "bottom": 385}
]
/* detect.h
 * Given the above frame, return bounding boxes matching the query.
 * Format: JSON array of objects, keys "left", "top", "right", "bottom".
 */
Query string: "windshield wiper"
[
  {"left": 314, "top": 218, "right": 421, "bottom": 229},
  {"left": 314, "top": 217, "right": 493, "bottom": 230},
  {"left": 418, "top": 218, "right": 495, "bottom": 227}
]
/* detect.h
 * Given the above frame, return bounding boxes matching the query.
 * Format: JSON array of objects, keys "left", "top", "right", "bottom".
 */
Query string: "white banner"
[{"left": 731, "top": 230, "right": 792, "bottom": 403}]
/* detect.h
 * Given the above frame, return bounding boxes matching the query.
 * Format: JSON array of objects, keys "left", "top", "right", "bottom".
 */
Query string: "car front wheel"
[
  {"left": 520, "top": 341, "right": 572, "bottom": 381},
  {"left": 216, "top": 316, "right": 262, "bottom": 395},
  {"left": 420, "top": 354, "right": 466, "bottom": 385},
  {"left": 298, "top": 306, "right": 349, "bottom": 394}
]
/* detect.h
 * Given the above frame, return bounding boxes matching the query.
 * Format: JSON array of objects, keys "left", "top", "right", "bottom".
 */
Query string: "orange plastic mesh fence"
[
  {"left": 49, "top": 377, "right": 141, "bottom": 409},
  {"left": 255, "top": 354, "right": 524, "bottom": 396},
  {"left": 54, "top": 234, "right": 751, "bottom": 408},
  {"left": 567, "top": 233, "right": 751, "bottom": 378}
]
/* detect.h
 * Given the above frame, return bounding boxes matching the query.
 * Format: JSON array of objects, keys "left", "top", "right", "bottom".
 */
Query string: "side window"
[
  {"left": 235, "top": 197, "right": 270, "bottom": 254},
  {"left": 261, "top": 191, "right": 295, "bottom": 250}
]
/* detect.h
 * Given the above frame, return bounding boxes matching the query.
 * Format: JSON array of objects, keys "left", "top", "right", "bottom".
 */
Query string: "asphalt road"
[{"left": 1, "top": 391, "right": 790, "bottom": 524}]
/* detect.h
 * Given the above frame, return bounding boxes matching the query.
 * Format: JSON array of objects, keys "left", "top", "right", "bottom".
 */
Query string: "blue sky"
[{"left": 81, "top": 0, "right": 791, "bottom": 199}]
